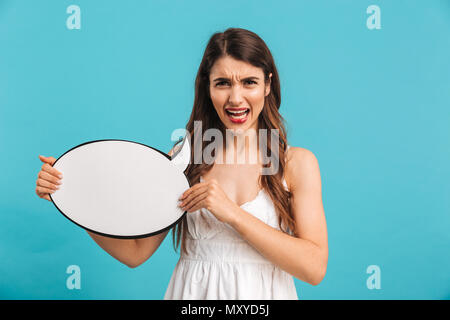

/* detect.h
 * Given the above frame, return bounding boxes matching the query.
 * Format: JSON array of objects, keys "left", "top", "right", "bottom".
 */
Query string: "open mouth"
[{"left": 225, "top": 108, "right": 250, "bottom": 124}]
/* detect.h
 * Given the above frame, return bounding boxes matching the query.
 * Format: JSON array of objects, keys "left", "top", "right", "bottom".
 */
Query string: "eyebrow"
[{"left": 212, "top": 76, "right": 260, "bottom": 82}]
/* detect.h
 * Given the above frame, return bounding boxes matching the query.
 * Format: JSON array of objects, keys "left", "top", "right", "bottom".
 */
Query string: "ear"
[{"left": 265, "top": 73, "right": 272, "bottom": 97}]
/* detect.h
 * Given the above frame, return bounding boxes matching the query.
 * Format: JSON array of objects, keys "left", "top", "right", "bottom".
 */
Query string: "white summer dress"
[{"left": 164, "top": 145, "right": 298, "bottom": 300}]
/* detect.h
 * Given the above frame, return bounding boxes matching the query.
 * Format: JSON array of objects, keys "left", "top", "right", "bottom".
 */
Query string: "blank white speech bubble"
[{"left": 50, "top": 137, "right": 191, "bottom": 238}]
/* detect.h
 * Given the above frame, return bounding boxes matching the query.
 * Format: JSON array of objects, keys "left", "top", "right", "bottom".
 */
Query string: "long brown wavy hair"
[{"left": 171, "top": 27, "right": 295, "bottom": 254}]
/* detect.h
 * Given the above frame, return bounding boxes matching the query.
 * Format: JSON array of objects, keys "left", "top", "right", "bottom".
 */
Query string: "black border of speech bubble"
[{"left": 49, "top": 138, "right": 190, "bottom": 239}]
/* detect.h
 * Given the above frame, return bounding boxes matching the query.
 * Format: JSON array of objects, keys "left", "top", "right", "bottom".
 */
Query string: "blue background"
[{"left": 0, "top": 0, "right": 449, "bottom": 299}]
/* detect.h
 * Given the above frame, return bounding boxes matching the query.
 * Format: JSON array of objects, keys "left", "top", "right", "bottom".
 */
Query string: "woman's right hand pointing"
[{"left": 36, "top": 155, "right": 63, "bottom": 201}]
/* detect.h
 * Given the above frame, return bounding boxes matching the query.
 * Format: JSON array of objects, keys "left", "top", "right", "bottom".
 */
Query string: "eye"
[
  {"left": 244, "top": 80, "right": 257, "bottom": 85},
  {"left": 215, "top": 81, "right": 230, "bottom": 87}
]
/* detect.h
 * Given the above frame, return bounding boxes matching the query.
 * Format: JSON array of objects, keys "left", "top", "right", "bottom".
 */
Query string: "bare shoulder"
[
  {"left": 286, "top": 146, "right": 318, "bottom": 164},
  {"left": 167, "top": 141, "right": 183, "bottom": 157},
  {"left": 285, "top": 146, "right": 321, "bottom": 191},
  {"left": 168, "top": 147, "right": 175, "bottom": 157}
]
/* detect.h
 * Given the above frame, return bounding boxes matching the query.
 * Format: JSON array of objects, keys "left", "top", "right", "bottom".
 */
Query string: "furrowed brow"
[{"left": 213, "top": 76, "right": 260, "bottom": 82}]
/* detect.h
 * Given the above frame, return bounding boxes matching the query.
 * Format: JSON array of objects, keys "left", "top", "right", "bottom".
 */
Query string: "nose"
[{"left": 228, "top": 85, "right": 244, "bottom": 106}]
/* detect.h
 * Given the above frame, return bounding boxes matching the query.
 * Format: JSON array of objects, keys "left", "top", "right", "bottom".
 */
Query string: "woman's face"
[{"left": 209, "top": 55, "right": 272, "bottom": 132}]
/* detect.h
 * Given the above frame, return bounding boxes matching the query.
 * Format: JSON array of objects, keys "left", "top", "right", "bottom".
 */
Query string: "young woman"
[{"left": 36, "top": 28, "right": 328, "bottom": 300}]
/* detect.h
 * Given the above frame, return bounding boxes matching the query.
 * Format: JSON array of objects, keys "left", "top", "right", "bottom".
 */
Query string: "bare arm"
[
  {"left": 229, "top": 147, "right": 328, "bottom": 285},
  {"left": 86, "top": 230, "right": 169, "bottom": 268}
]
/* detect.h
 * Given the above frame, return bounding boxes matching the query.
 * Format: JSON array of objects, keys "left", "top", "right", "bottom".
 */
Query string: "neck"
[{"left": 223, "top": 124, "right": 260, "bottom": 165}]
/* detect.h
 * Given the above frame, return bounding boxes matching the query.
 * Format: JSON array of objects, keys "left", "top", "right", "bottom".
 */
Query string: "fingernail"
[{"left": 58, "top": 174, "right": 63, "bottom": 179}]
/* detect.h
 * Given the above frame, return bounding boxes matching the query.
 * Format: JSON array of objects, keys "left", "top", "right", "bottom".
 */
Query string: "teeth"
[
  {"left": 228, "top": 111, "right": 248, "bottom": 120},
  {"left": 227, "top": 109, "right": 249, "bottom": 114}
]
